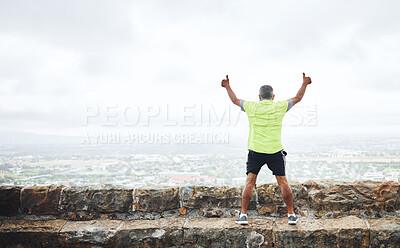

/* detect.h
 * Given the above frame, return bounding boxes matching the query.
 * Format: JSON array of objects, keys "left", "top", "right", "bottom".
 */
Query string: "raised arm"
[
  {"left": 291, "top": 72, "right": 312, "bottom": 105},
  {"left": 221, "top": 75, "right": 240, "bottom": 106}
]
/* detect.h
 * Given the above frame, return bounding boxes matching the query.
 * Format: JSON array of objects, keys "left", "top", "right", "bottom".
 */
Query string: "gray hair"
[{"left": 259, "top": 85, "right": 273, "bottom": 99}]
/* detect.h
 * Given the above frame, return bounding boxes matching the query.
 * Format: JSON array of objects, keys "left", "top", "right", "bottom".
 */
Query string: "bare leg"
[
  {"left": 241, "top": 173, "right": 257, "bottom": 214},
  {"left": 275, "top": 175, "right": 294, "bottom": 215}
]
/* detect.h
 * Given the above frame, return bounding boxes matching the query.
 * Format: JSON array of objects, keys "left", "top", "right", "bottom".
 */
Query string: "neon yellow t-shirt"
[{"left": 242, "top": 99, "right": 290, "bottom": 154}]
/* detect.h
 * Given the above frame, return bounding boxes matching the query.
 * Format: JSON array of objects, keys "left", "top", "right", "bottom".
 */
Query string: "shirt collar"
[{"left": 259, "top": 98, "right": 272, "bottom": 101}]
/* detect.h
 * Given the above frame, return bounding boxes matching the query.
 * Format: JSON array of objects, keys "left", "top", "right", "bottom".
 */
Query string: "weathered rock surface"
[
  {"left": 1, "top": 217, "right": 399, "bottom": 247},
  {"left": 303, "top": 180, "right": 400, "bottom": 217},
  {"left": 182, "top": 185, "right": 256, "bottom": 210},
  {"left": 369, "top": 217, "right": 400, "bottom": 248},
  {"left": 20, "top": 184, "right": 66, "bottom": 215},
  {"left": 0, "top": 219, "right": 67, "bottom": 247},
  {"left": 184, "top": 217, "right": 273, "bottom": 248},
  {"left": 3, "top": 180, "right": 400, "bottom": 219},
  {"left": 133, "top": 187, "right": 180, "bottom": 213},
  {"left": 274, "top": 216, "right": 370, "bottom": 248},
  {"left": 0, "top": 185, "right": 22, "bottom": 216},
  {"left": 1, "top": 180, "right": 400, "bottom": 247},
  {"left": 256, "top": 182, "right": 305, "bottom": 216},
  {"left": 58, "top": 219, "right": 122, "bottom": 247},
  {"left": 117, "top": 216, "right": 185, "bottom": 247},
  {"left": 59, "top": 185, "right": 133, "bottom": 214}
]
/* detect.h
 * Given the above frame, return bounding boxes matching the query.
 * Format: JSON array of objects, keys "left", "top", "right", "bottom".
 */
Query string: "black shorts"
[{"left": 246, "top": 149, "right": 287, "bottom": 176}]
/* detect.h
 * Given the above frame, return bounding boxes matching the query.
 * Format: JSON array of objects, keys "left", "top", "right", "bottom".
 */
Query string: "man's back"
[{"left": 242, "top": 99, "right": 289, "bottom": 154}]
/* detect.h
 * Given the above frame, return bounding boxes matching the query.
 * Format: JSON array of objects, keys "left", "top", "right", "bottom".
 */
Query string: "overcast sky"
[{"left": 0, "top": 0, "right": 399, "bottom": 141}]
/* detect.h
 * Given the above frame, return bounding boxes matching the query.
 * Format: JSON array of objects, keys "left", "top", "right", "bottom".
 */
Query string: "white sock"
[
  {"left": 240, "top": 213, "right": 247, "bottom": 218},
  {"left": 288, "top": 213, "right": 296, "bottom": 217}
]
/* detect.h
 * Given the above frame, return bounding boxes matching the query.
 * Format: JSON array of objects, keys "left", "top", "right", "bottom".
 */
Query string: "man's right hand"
[
  {"left": 291, "top": 72, "right": 312, "bottom": 106},
  {"left": 221, "top": 75, "right": 230, "bottom": 88},
  {"left": 303, "top": 72, "right": 312, "bottom": 85}
]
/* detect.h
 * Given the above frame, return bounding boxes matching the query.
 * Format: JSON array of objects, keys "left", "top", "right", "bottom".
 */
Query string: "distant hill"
[{"left": 0, "top": 130, "right": 81, "bottom": 145}]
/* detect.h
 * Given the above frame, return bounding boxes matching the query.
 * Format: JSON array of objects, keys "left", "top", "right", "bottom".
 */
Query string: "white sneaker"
[
  {"left": 288, "top": 215, "right": 299, "bottom": 225},
  {"left": 235, "top": 214, "right": 248, "bottom": 225}
]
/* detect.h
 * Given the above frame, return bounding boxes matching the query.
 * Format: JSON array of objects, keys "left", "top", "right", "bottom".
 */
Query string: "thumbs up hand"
[
  {"left": 221, "top": 75, "right": 230, "bottom": 88},
  {"left": 303, "top": 73, "right": 312, "bottom": 85}
]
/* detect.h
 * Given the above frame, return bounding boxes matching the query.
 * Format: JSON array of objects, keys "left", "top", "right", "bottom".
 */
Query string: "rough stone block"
[
  {"left": 58, "top": 219, "right": 122, "bottom": 247},
  {"left": 273, "top": 216, "right": 369, "bottom": 248},
  {"left": 0, "top": 185, "right": 22, "bottom": 216},
  {"left": 184, "top": 218, "right": 273, "bottom": 248},
  {"left": 0, "top": 219, "right": 67, "bottom": 247},
  {"left": 21, "top": 184, "right": 66, "bottom": 215},
  {"left": 182, "top": 185, "right": 255, "bottom": 209},
  {"left": 303, "top": 180, "right": 400, "bottom": 213},
  {"left": 117, "top": 216, "right": 185, "bottom": 247},
  {"left": 134, "top": 187, "right": 179, "bottom": 213},
  {"left": 369, "top": 217, "right": 400, "bottom": 248},
  {"left": 256, "top": 182, "right": 304, "bottom": 215},
  {"left": 59, "top": 185, "right": 133, "bottom": 214}
]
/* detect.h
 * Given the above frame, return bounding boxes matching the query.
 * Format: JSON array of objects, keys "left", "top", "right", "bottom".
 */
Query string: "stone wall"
[
  {"left": 1, "top": 180, "right": 398, "bottom": 220},
  {"left": 0, "top": 180, "right": 399, "bottom": 247}
]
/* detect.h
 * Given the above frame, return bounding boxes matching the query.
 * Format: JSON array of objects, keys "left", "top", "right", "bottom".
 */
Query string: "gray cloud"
[
  {"left": 0, "top": 0, "right": 134, "bottom": 50},
  {"left": 0, "top": 0, "right": 399, "bottom": 136}
]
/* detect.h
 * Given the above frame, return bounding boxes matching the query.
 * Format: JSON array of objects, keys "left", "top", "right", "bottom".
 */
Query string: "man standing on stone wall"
[{"left": 221, "top": 73, "right": 312, "bottom": 225}]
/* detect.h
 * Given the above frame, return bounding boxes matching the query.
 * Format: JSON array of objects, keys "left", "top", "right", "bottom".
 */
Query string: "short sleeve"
[
  {"left": 287, "top": 99, "right": 293, "bottom": 112},
  {"left": 240, "top": 99, "right": 245, "bottom": 111}
]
